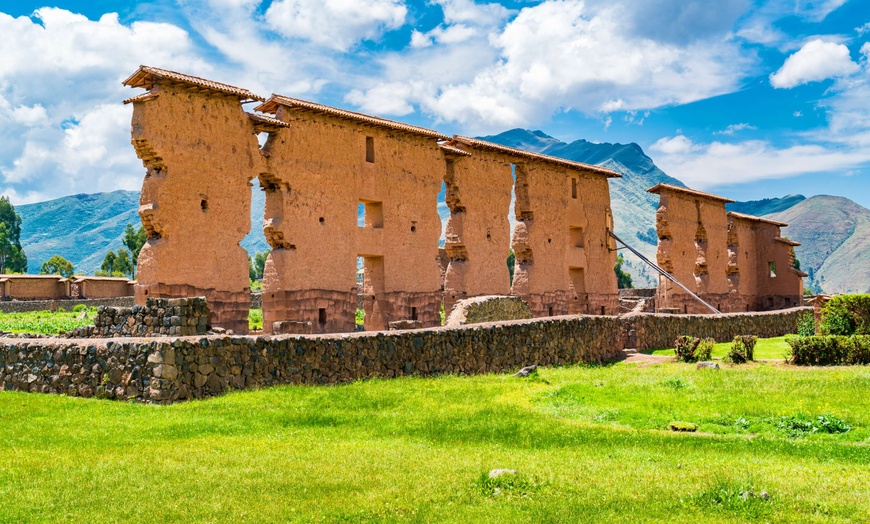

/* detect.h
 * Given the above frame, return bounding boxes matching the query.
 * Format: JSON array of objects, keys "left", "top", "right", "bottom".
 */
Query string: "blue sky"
[{"left": 1, "top": 0, "right": 869, "bottom": 208}]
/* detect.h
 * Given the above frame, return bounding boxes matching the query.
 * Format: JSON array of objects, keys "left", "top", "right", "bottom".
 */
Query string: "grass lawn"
[
  {"left": 2, "top": 360, "right": 869, "bottom": 522},
  {"left": 648, "top": 336, "right": 793, "bottom": 360},
  {"left": 0, "top": 308, "right": 96, "bottom": 335}
]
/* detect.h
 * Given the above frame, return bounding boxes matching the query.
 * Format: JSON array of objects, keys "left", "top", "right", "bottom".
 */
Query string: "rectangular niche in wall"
[
  {"left": 569, "top": 226, "right": 584, "bottom": 248},
  {"left": 359, "top": 199, "right": 384, "bottom": 228},
  {"left": 365, "top": 136, "right": 375, "bottom": 163}
]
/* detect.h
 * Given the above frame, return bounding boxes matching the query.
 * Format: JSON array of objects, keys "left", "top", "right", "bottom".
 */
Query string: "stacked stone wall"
[
  {"left": 624, "top": 306, "right": 810, "bottom": 350},
  {"left": 0, "top": 297, "right": 135, "bottom": 314},
  {"left": 66, "top": 297, "right": 209, "bottom": 338},
  {"left": 1, "top": 314, "right": 623, "bottom": 402}
]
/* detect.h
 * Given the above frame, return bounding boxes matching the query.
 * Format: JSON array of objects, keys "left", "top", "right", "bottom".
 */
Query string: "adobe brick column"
[{"left": 124, "top": 66, "right": 264, "bottom": 334}]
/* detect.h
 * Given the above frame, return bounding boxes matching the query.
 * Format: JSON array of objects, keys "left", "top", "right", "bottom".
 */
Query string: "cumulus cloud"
[
  {"left": 650, "top": 136, "right": 870, "bottom": 189},
  {"left": 770, "top": 39, "right": 859, "bottom": 88},
  {"left": 714, "top": 123, "right": 757, "bottom": 135},
  {"left": 351, "top": 0, "right": 752, "bottom": 131},
  {"left": 265, "top": 0, "right": 406, "bottom": 51}
]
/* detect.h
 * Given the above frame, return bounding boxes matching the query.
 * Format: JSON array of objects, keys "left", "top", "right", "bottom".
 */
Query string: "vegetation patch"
[
  {"left": 690, "top": 477, "right": 774, "bottom": 519},
  {"left": 248, "top": 308, "right": 263, "bottom": 331},
  {"left": 787, "top": 335, "right": 870, "bottom": 365},
  {"left": 476, "top": 470, "right": 543, "bottom": 498},
  {"left": 775, "top": 414, "right": 852, "bottom": 437},
  {"left": 673, "top": 336, "right": 715, "bottom": 363},
  {"left": 725, "top": 335, "right": 757, "bottom": 364},
  {"left": 0, "top": 308, "right": 96, "bottom": 335},
  {"left": 668, "top": 421, "right": 697, "bottom": 432},
  {"left": 819, "top": 294, "right": 870, "bottom": 336}
]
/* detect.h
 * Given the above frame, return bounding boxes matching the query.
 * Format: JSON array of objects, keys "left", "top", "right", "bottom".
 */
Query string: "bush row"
[
  {"left": 786, "top": 335, "right": 870, "bottom": 366},
  {"left": 819, "top": 294, "right": 870, "bottom": 336}
]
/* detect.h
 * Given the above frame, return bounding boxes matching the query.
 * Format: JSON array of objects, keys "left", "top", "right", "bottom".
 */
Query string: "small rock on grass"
[
  {"left": 489, "top": 469, "right": 517, "bottom": 479},
  {"left": 514, "top": 365, "right": 537, "bottom": 377},
  {"left": 668, "top": 421, "right": 698, "bottom": 432},
  {"left": 697, "top": 361, "right": 719, "bottom": 370}
]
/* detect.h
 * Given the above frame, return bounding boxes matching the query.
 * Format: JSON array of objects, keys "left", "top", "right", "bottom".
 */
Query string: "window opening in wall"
[
  {"left": 411, "top": 307, "right": 418, "bottom": 321},
  {"left": 769, "top": 261, "right": 777, "bottom": 278},
  {"left": 318, "top": 308, "right": 327, "bottom": 325},
  {"left": 600, "top": 306, "right": 605, "bottom": 315},
  {"left": 359, "top": 200, "right": 383, "bottom": 228},
  {"left": 200, "top": 199, "right": 208, "bottom": 212},
  {"left": 548, "top": 306, "right": 554, "bottom": 317},
  {"left": 684, "top": 305, "right": 688, "bottom": 314},
  {"left": 365, "top": 136, "right": 375, "bottom": 163},
  {"left": 571, "top": 177, "right": 578, "bottom": 199},
  {"left": 569, "top": 227, "right": 584, "bottom": 248},
  {"left": 569, "top": 268, "right": 585, "bottom": 294}
]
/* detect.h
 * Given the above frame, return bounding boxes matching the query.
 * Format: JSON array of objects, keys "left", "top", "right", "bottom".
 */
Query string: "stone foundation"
[
  {"left": 135, "top": 283, "right": 248, "bottom": 334},
  {"left": 362, "top": 291, "right": 442, "bottom": 331},
  {"left": 445, "top": 296, "right": 533, "bottom": 326},
  {"left": 66, "top": 297, "right": 209, "bottom": 338},
  {"left": 262, "top": 289, "right": 356, "bottom": 334}
]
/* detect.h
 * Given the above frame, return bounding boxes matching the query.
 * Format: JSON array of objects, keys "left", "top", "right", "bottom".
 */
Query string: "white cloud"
[
  {"left": 350, "top": 0, "right": 752, "bottom": 131},
  {"left": 714, "top": 122, "right": 757, "bottom": 135},
  {"left": 11, "top": 104, "right": 48, "bottom": 127},
  {"left": 793, "top": 0, "right": 848, "bottom": 22},
  {"left": 650, "top": 136, "right": 870, "bottom": 189},
  {"left": 265, "top": 0, "right": 407, "bottom": 51},
  {"left": 858, "top": 22, "right": 870, "bottom": 36},
  {"left": 770, "top": 39, "right": 859, "bottom": 88}
]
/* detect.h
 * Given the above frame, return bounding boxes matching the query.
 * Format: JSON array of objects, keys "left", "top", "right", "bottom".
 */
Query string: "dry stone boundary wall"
[
  {"left": 623, "top": 306, "right": 811, "bottom": 350},
  {"left": 66, "top": 298, "right": 209, "bottom": 338},
  {"left": 0, "top": 307, "right": 810, "bottom": 403},
  {"left": 0, "top": 297, "right": 135, "bottom": 314}
]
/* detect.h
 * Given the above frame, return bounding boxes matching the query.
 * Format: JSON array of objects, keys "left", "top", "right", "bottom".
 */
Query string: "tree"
[
  {"left": 122, "top": 223, "right": 146, "bottom": 276},
  {"left": 0, "top": 197, "right": 27, "bottom": 273},
  {"left": 506, "top": 248, "right": 515, "bottom": 285},
  {"left": 615, "top": 254, "right": 633, "bottom": 289},
  {"left": 98, "top": 248, "right": 134, "bottom": 278},
  {"left": 40, "top": 255, "right": 74, "bottom": 278},
  {"left": 249, "top": 249, "right": 270, "bottom": 281}
]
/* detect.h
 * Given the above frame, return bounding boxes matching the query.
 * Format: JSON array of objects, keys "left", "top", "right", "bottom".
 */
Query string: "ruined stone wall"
[
  {"left": 511, "top": 163, "right": 618, "bottom": 317},
  {"left": 130, "top": 82, "right": 261, "bottom": 334},
  {"left": 444, "top": 296, "right": 532, "bottom": 326},
  {"left": 623, "top": 306, "right": 810, "bottom": 350},
  {"left": 0, "top": 297, "right": 135, "bottom": 314},
  {"left": 443, "top": 151, "right": 513, "bottom": 312},
  {"left": 66, "top": 297, "right": 209, "bottom": 338},
  {"left": 726, "top": 215, "right": 757, "bottom": 311},
  {"left": 1, "top": 314, "right": 623, "bottom": 402}
]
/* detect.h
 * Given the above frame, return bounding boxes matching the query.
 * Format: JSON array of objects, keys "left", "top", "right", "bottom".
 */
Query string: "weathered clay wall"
[
  {"left": 442, "top": 150, "right": 513, "bottom": 312},
  {"left": 511, "top": 162, "right": 618, "bottom": 317},
  {"left": 76, "top": 278, "right": 134, "bottom": 299},
  {"left": 66, "top": 297, "right": 209, "bottom": 338},
  {"left": 0, "top": 314, "right": 624, "bottom": 402},
  {"left": 623, "top": 306, "right": 810, "bottom": 350},
  {"left": 0, "top": 276, "right": 69, "bottom": 300},
  {"left": 129, "top": 81, "right": 261, "bottom": 334},
  {"left": 652, "top": 185, "right": 803, "bottom": 314}
]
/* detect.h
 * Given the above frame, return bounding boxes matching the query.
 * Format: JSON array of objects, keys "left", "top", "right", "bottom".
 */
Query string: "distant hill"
[
  {"left": 726, "top": 194, "right": 806, "bottom": 216},
  {"left": 769, "top": 195, "right": 870, "bottom": 294}
]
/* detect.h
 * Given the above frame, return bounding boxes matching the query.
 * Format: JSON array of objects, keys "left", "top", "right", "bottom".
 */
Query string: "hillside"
[
  {"left": 769, "top": 195, "right": 870, "bottom": 294},
  {"left": 726, "top": 194, "right": 806, "bottom": 216}
]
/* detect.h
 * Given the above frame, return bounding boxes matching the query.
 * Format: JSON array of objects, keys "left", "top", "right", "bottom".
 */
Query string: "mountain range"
[{"left": 14, "top": 130, "right": 870, "bottom": 294}]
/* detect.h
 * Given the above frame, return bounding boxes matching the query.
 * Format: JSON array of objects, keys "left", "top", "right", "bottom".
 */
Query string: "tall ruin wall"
[
  {"left": 123, "top": 66, "right": 621, "bottom": 335},
  {"left": 650, "top": 184, "right": 805, "bottom": 313}
]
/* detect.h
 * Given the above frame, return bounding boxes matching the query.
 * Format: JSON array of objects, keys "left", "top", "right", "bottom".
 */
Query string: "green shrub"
[
  {"left": 775, "top": 414, "right": 851, "bottom": 437},
  {"left": 668, "top": 421, "right": 697, "bottom": 432},
  {"left": 787, "top": 335, "right": 870, "bottom": 365},
  {"left": 695, "top": 338, "right": 715, "bottom": 361},
  {"left": 819, "top": 294, "right": 870, "bottom": 335},
  {"left": 727, "top": 335, "right": 757, "bottom": 364},
  {"left": 674, "top": 336, "right": 697, "bottom": 362},
  {"left": 796, "top": 311, "right": 815, "bottom": 336},
  {"left": 72, "top": 304, "right": 87, "bottom": 313}
]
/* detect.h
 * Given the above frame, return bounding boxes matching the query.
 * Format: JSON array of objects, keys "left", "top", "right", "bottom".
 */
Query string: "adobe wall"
[
  {"left": 0, "top": 276, "right": 69, "bottom": 300},
  {"left": 259, "top": 105, "right": 444, "bottom": 334},
  {"left": 129, "top": 81, "right": 261, "bottom": 334},
  {"left": 442, "top": 150, "right": 513, "bottom": 312},
  {"left": 511, "top": 162, "right": 618, "bottom": 316},
  {"left": 0, "top": 314, "right": 624, "bottom": 402},
  {"left": 76, "top": 278, "right": 134, "bottom": 299}
]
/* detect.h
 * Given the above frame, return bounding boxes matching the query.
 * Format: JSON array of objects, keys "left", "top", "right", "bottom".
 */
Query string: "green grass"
[
  {"left": 248, "top": 308, "right": 263, "bottom": 331},
  {"left": 2, "top": 360, "right": 869, "bottom": 522},
  {"left": 649, "top": 336, "right": 792, "bottom": 359},
  {"left": 0, "top": 308, "right": 96, "bottom": 335}
]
